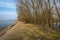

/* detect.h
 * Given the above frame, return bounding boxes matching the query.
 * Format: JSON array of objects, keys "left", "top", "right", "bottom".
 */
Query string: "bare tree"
[{"left": 17, "top": 0, "right": 60, "bottom": 29}]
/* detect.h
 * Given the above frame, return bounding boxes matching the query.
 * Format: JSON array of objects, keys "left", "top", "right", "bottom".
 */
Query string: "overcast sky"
[{"left": 0, "top": 0, "right": 17, "bottom": 20}]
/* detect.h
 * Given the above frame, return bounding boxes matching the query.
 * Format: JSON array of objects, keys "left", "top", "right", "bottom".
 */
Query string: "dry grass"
[{"left": 0, "top": 21, "right": 60, "bottom": 40}]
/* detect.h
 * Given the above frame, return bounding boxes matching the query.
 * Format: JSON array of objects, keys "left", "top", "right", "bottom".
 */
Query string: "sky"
[
  {"left": 0, "top": 0, "right": 17, "bottom": 20},
  {"left": 0, "top": 0, "right": 59, "bottom": 20}
]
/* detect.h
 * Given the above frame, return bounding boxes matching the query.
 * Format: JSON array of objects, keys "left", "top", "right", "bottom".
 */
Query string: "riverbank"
[
  {"left": 0, "top": 21, "right": 60, "bottom": 40},
  {"left": 0, "top": 21, "right": 17, "bottom": 36}
]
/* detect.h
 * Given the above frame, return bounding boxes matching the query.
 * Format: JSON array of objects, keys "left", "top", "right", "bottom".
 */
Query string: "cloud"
[
  {"left": 0, "top": 11, "right": 17, "bottom": 17},
  {"left": 0, "top": 2, "right": 16, "bottom": 9},
  {"left": 0, "top": 11, "right": 17, "bottom": 20},
  {"left": 0, "top": 1, "right": 17, "bottom": 20},
  {"left": 0, "top": 11, "right": 17, "bottom": 15},
  {"left": 0, "top": 0, "right": 15, "bottom": 3}
]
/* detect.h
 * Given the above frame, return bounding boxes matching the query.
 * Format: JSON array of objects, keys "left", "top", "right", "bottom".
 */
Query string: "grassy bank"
[
  {"left": 0, "top": 0, "right": 60, "bottom": 40},
  {"left": 0, "top": 21, "right": 60, "bottom": 40}
]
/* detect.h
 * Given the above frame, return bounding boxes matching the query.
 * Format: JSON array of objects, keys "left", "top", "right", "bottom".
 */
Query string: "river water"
[{"left": 0, "top": 20, "right": 16, "bottom": 30}]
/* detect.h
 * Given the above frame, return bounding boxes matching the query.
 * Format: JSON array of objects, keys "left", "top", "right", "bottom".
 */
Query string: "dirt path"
[{"left": 0, "top": 21, "right": 25, "bottom": 40}]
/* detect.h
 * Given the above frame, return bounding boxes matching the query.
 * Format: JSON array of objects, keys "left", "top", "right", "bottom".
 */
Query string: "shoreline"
[{"left": 0, "top": 21, "right": 17, "bottom": 36}]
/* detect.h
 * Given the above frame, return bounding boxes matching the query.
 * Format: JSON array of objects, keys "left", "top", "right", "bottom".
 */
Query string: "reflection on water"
[{"left": 0, "top": 20, "right": 16, "bottom": 30}]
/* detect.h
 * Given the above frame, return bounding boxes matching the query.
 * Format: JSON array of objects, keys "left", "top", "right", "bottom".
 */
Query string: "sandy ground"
[{"left": 0, "top": 21, "right": 25, "bottom": 40}]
